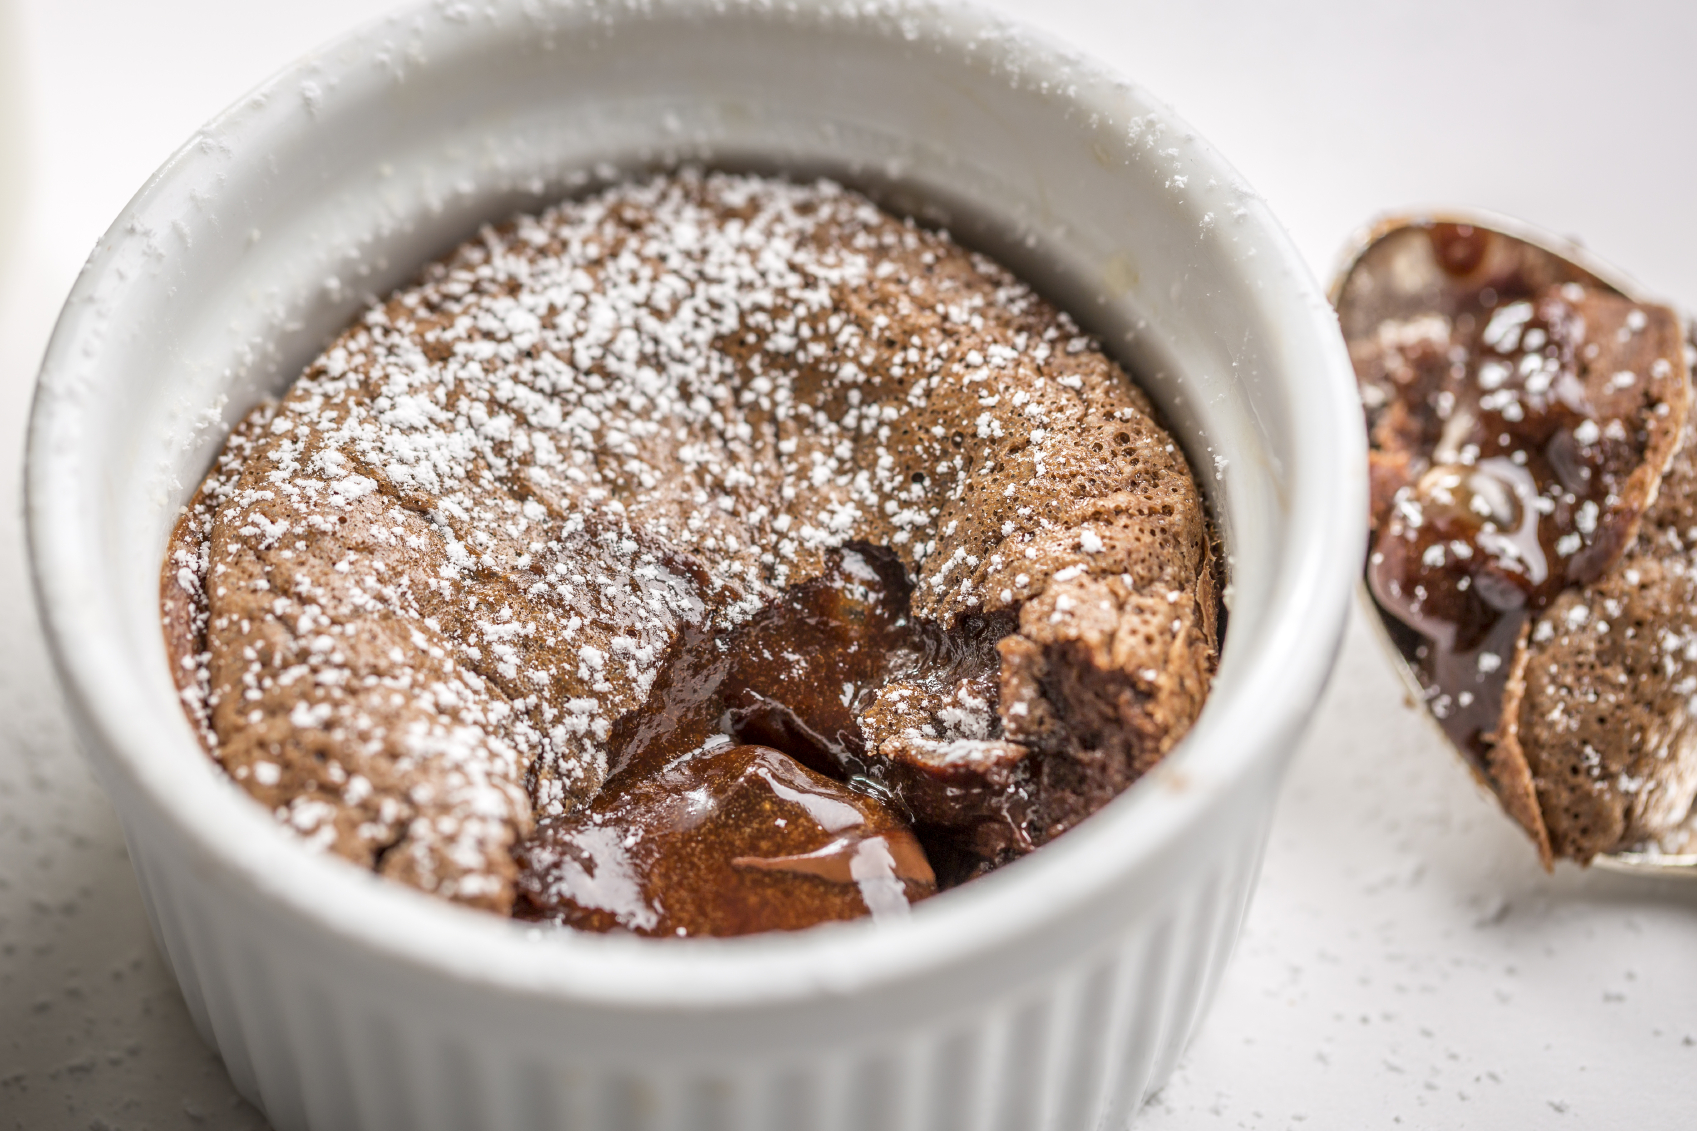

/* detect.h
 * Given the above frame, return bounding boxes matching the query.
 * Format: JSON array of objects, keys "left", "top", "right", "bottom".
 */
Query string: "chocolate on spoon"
[{"left": 1335, "top": 213, "right": 1697, "bottom": 873}]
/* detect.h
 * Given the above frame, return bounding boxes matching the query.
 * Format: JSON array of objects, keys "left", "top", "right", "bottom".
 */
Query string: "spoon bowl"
[{"left": 1334, "top": 211, "right": 1697, "bottom": 878}]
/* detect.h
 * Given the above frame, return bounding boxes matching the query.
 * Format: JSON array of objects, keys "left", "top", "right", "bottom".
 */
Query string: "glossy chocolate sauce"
[
  {"left": 515, "top": 546, "right": 1011, "bottom": 935},
  {"left": 514, "top": 743, "right": 935, "bottom": 936}
]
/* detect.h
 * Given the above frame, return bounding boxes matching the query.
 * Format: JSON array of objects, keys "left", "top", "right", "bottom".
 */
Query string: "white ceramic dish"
[{"left": 25, "top": 2, "right": 1363, "bottom": 1128}]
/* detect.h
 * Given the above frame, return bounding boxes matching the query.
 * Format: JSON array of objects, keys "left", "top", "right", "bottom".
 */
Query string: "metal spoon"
[{"left": 1331, "top": 211, "right": 1697, "bottom": 877}]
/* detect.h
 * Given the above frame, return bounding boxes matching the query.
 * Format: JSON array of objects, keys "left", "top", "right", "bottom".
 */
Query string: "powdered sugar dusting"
[{"left": 162, "top": 170, "right": 1218, "bottom": 912}]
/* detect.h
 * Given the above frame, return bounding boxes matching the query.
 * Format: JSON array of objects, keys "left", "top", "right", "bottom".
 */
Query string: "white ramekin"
[{"left": 25, "top": 2, "right": 1364, "bottom": 1128}]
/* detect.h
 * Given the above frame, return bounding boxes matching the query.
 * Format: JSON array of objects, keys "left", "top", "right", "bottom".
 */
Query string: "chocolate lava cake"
[{"left": 162, "top": 171, "right": 1220, "bottom": 932}]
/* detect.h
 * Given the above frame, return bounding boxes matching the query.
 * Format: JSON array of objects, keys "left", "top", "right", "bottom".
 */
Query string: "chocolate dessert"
[
  {"left": 1342, "top": 219, "right": 1697, "bottom": 863},
  {"left": 162, "top": 171, "right": 1220, "bottom": 932}
]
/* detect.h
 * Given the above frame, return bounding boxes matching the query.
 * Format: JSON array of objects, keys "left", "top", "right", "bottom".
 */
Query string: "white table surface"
[{"left": 4, "top": 2, "right": 1696, "bottom": 1128}]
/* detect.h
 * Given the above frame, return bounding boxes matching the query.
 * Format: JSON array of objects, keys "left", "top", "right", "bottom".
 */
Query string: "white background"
[{"left": 3, "top": 2, "right": 1696, "bottom": 1128}]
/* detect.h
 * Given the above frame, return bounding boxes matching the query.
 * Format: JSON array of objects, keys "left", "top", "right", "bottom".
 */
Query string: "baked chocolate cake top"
[
  {"left": 163, "top": 171, "right": 1219, "bottom": 919},
  {"left": 1498, "top": 419, "right": 1697, "bottom": 863}
]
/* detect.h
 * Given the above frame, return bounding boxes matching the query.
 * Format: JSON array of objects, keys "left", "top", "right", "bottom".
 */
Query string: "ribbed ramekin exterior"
[{"left": 117, "top": 758, "right": 1273, "bottom": 1131}]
